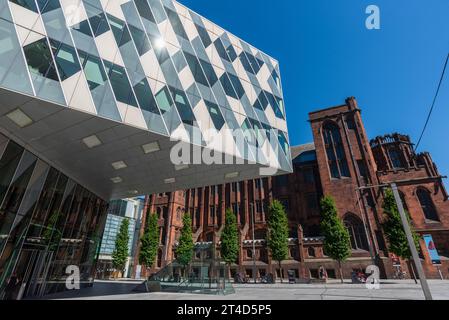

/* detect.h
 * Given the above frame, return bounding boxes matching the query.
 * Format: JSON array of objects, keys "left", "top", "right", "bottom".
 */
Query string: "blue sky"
[{"left": 179, "top": 0, "right": 449, "bottom": 183}]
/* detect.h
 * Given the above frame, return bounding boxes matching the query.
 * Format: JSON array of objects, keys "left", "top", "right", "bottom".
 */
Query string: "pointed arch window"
[
  {"left": 417, "top": 188, "right": 439, "bottom": 221},
  {"left": 344, "top": 214, "right": 369, "bottom": 251},
  {"left": 323, "top": 122, "right": 350, "bottom": 178}
]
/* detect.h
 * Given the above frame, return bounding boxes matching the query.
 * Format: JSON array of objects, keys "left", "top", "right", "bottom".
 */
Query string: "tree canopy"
[
  {"left": 382, "top": 188, "right": 420, "bottom": 259},
  {"left": 267, "top": 200, "right": 289, "bottom": 264},
  {"left": 176, "top": 213, "right": 194, "bottom": 267},
  {"left": 112, "top": 218, "right": 130, "bottom": 272},
  {"left": 320, "top": 196, "right": 351, "bottom": 263},
  {"left": 139, "top": 212, "right": 159, "bottom": 269},
  {"left": 221, "top": 209, "right": 239, "bottom": 266}
]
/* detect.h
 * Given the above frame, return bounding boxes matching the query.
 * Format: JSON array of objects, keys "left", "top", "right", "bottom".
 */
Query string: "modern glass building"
[
  {"left": 0, "top": 0, "right": 291, "bottom": 298},
  {"left": 97, "top": 198, "right": 144, "bottom": 279}
]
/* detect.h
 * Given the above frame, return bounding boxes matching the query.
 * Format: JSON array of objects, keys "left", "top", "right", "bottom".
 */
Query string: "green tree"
[
  {"left": 176, "top": 213, "right": 194, "bottom": 277},
  {"left": 220, "top": 209, "right": 239, "bottom": 278},
  {"left": 139, "top": 212, "right": 160, "bottom": 272},
  {"left": 112, "top": 218, "right": 130, "bottom": 277},
  {"left": 267, "top": 200, "right": 289, "bottom": 283},
  {"left": 382, "top": 188, "right": 420, "bottom": 282},
  {"left": 320, "top": 196, "right": 351, "bottom": 283}
]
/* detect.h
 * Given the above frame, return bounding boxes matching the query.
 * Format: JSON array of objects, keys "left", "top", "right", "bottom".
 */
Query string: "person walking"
[{"left": 319, "top": 265, "right": 328, "bottom": 281}]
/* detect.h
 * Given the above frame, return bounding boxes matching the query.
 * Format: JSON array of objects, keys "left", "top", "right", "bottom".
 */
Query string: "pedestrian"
[{"left": 318, "top": 265, "right": 327, "bottom": 281}]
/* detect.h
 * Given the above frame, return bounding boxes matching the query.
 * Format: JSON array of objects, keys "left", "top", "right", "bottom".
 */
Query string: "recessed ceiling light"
[
  {"left": 6, "top": 109, "right": 33, "bottom": 128},
  {"left": 111, "top": 161, "right": 127, "bottom": 170},
  {"left": 82, "top": 135, "right": 102, "bottom": 149},
  {"left": 225, "top": 172, "right": 239, "bottom": 179},
  {"left": 164, "top": 178, "right": 176, "bottom": 184},
  {"left": 175, "top": 164, "right": 189, "bottom": 171},
  {"left": 110, "top": 177, "right": 122, "bottom": 184},
  {"left": 142, "top": 141, "right": 160, "bottom": 154},
  {"left": 129, "top": 190, "right": 139, "bottom": 195}
]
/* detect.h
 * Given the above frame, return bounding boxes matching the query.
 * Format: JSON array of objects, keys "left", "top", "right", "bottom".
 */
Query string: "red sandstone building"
[{"left": 133, "top": 97, "right": 449, "bottom": 280}]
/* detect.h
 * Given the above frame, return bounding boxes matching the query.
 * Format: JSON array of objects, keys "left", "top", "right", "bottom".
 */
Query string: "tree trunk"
[
  {"left": 338, "top": 260, "right": 344, "bottom": 283},
  {"left": 407, "top": 259, "right": 418, "bottom": 284},
  {"left": 279, "top": 261, "right": 283, "bottom": 283}
]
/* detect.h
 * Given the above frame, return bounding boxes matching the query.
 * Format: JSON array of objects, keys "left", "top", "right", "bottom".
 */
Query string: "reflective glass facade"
[
  {"left": 0, "top": 132, "right": 108, "bottom": 299},
  {"left": 99, "top": 214, "right": 135, "bottom": 256},
  {"left": 0, "top": 0, "right": 291, "bottom": 178}
]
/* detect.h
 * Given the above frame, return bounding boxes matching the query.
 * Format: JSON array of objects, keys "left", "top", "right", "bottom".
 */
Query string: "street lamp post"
[
  {"left": 356, "top": 180, "right": 435, "bottom": 300},
  {"left": 390, "top": 183, "right": 432, "bottom": 300}
]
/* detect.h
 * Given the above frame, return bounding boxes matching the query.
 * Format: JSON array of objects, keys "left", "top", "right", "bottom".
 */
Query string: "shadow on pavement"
[{"left": 29, "top": 281, "right": 145, "bottom": 300}]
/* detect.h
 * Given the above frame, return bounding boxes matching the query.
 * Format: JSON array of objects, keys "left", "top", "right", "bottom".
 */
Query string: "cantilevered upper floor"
[{"left": 0, "top": 0, "right": 292, "bottom": 199}]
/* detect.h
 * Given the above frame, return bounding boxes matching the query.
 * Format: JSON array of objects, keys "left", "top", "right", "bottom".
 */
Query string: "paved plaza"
[{"left": 37, "top": 280, "right": 449, "bottom": 301}]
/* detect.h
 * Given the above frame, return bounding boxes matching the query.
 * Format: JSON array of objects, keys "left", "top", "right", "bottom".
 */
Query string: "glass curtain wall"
[{"left": 0, "top": 133, "right": 108, "bottom": 300}]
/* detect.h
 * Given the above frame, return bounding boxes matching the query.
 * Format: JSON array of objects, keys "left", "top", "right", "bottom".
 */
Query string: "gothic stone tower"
[
  {"left": 371, "top": 134, "right": 449, "bottom": 278},
  {"left": 309, "top": 97, "right": 389, "bottom": 273}
]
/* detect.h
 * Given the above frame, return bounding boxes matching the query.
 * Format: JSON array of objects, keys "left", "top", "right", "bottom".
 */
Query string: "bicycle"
[{"left": 393, "top": 270, "right": 406, "bottom": 280}]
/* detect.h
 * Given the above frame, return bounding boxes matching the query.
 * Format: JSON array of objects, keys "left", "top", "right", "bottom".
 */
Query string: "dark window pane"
[
  {"left": 36, "top": 0, "right": 61, "bottom": 13},
  {"left": 107, "top": 14, "right": 132, "bottom": 46},
  {"left": 23, "top": 38, "right": 59, "bottom": 81},
  {"left": 184, "top": 51, "right": 208, "bottom": 87},
  {"left": 226, "top": 44, "right": 237, "bottom": 61},
  {"left": 50, "top": 40, "right": 81, "bottom": 81},
  {"left": 72, "top": 20, "right": 93, "bottom": 37},
  {"left": 0, "top": 141, "right": 24, "bottom": 206},
  {"left": 134, "top": 0, "right": 156, "bottom": 23},
  {"left": 323, "top": 122, "right": 350, "bottom": 178},
  {"left": 205, "top": 101, "right": 225, "bottom": 130},
  {"left": 88, "top": 12, "right": 110, "bottom": 36},
  {"left": 245, "top": 52, "right": 261, "bottom": 74},
  {"left": 103, "top": 61, "right": 138, "bottom": 107},
  {"left": 199, "top": 59, "right": 218, "bottom": 86},
  {"left": 239, "top": 52, "right": 254, "bottom": 74},
  {"left": 346, "top": 116, "right": 356, "bottom": 130},
  {"left": 169, "top": 87, "right": 196, "bottom": 126},
  {"left": 133, "top": 79, "right": 159, "bottom": 114},
  {"left": 344, "top": 215, "right": 369, "bottom": 251},
  {"left": 219, "top": 73, "right": 238, "bottom": 99},
  {"left": 264, "top": 90, "right": 284, "bottom": 119},
  {"left": 195, "top": 24, "right": 212, "bottom": 48},
  {"left": 329, "top": 161, "right": 339, "bottom": 179},
  {"left": 214, "top": 39, "right": 230, "bottom": 62},
  {"left": 417, "top": 189, "right": 439, "bottom": 221},
  {"left": 388, "top": 149, "right": 404, "bottom": 169},
  {"left": 339, "top": 160, "right": 350, "bottom": 177},
  {"left": 257, "top": 91, "right": 269, "bottom": 110},
  {"left": 278, "top": 131, "right": 289, "bottom": 155},
  {"left": 228, "top": 73, "right": 244, "bottom": 98},
  {"left": 27, "top": 167, "right": 60, "bottom": 237},
  {"left": 0, "top": 154, "right": 36, "bottom": 227},
  {"left": 129, "top": 25, "right": 151, "bottom": 55}
]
